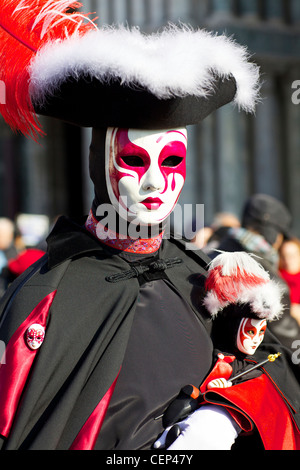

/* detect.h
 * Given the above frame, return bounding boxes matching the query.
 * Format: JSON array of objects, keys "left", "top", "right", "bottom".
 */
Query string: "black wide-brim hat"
[
  {"left": 0, "top": 2, "right": 260, "bottom": 139},
  {"left": 34, "top": 75, "right": 237, "bottom": 130}
]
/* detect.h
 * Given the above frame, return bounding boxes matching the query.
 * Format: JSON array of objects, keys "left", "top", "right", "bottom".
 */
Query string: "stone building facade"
[{"left": 0, "top": 0, "right": 299, "bottom": 235}]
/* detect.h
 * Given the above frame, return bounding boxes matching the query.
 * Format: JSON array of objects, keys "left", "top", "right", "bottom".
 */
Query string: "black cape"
[{"left": 0, "top": 216, "right": 300, "bottom": 450}]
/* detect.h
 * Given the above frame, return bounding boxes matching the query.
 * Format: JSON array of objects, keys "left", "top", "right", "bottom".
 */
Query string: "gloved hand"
[
  {"left": 154, "top": 405, "right": 241, "bottom": 450},
  {"left": 207, "top": 377, "right": 232, "bottom": 389}
]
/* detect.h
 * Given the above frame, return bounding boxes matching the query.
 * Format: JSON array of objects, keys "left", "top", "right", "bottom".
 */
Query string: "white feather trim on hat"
[
  {"left": 238, "top": 281, "right": 284, "bottom": 321},
  {"left": 207, "top": 251, "right": 270, "bottom": 279},
  {"left": 29, "top": 23, "right": 260, "bottom": 112},
  {"left": 203, "top": 251, "right": 284, "bottom": 321}
]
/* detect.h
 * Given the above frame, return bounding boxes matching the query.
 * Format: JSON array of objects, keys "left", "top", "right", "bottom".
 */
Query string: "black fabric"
[
  {"left": 228, "top": 356, "right": 262, "bottom": 383},
  {"left": 34, "top": 76, "right": 237, "bottom": 130},
  {"left": 88, "top": 127, "right": 108, "bottom": 212},
  {"left": 96, "top": 279, "right": 213, "bottom": 449},
  {"left": 46, "top": 215, "right": 107, "bottom": 268}
]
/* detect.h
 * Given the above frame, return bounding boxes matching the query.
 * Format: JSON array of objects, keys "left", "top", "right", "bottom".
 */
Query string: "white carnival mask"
[
  {"left": 26, "top": 323, "right": 45, "bottom": 350},
  {"left": 105, "top": 127, "right": 187, "bottom": 226},
  {"left": 236, "top": 317, "right": 267, "bottom": 355}
]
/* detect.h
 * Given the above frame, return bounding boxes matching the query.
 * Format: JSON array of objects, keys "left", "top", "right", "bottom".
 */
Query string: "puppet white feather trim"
[
  {"left": 204, "top": 281, "right": 284, "bottom": 321},
  {"left": 208, "top": 251, "right": 270, "bottom": 280},
  {"left": 29, "top": 24, "right": 260, "bottom": 112},
  {"left": 238, "top": 282, "right": 284, "bottom": 321}
]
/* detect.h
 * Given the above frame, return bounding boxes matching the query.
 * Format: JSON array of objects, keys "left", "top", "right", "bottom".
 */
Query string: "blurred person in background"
[
  {"left": 6, "top": 214, "right": 47, "bottom": 281},
  {"left": 279, "top": 238, "right": 300, "bottom": 326},
  {"left": 0, "top": 215, "right": 46, "bottom": 297},
  {"left": 0, "top": 218, "right": 17, "bottom": 261},
  {"left": 191, "top": 212, "right": 240, "bottom": 251},
  {"left": 0, "top": 218, "right": 18, "bottom": 298}
]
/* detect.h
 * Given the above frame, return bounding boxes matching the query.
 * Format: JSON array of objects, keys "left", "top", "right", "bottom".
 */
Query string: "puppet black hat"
[{"left": 0, "top": 1, "right": 260, "bottom": 140}]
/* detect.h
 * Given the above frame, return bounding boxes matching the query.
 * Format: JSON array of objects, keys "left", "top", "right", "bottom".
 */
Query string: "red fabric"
[
  {"left": 0, "top": 291, "right": 56, "bottom": 437},
  {"left": 69, "top": 372, "right": 120, "bottom": 450},
  {"left": 200, "top": 354, "right": 235, "bottom": 393},
  {"left": 280, "top": 269, "right": 300, "bottom": 304},
  {"left": 8, "top": 249, "right": 45, "bottom": 276},
  {"left": 201, "top": 357, "right": 300, "bottom": 450}
]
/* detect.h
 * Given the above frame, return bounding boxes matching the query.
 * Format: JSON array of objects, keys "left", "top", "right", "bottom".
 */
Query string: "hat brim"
[{"left": 33, "top": 75, "right": 237, "bottom": 129}]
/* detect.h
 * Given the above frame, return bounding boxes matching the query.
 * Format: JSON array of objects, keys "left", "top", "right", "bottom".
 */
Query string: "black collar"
[
  {"left": 46, "top": 216, "right": 108, "bottom": 269},
  {"left": 46, "top": 216, "right": 160, "bottom": 269}
]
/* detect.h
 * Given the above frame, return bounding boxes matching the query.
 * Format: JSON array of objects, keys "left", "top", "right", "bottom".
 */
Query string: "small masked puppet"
[
  {"left": 155, "top": 252, "right": 300, "bottom": 450},
  {"left": 203, "top": 250, "right": 283, "bottom": 388}
]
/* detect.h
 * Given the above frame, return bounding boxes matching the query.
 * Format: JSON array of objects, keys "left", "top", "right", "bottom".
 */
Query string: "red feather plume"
[
  {"left": 205, "top": 265, "right": 268, "bottom": 304},
  {"left": 0, "top": 0, "right": 97, "bottom": 140}
]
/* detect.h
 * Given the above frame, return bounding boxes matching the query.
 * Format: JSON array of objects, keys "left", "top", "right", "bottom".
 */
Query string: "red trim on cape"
[
  {"left": 69, "top": 372, "right": 120, "bottom": 450},
  {"left": 0, "top": 291, "right": 57, "bottom": 437},
  {"left": 201, "top": 356, "right": 300, "bottom": 450}
]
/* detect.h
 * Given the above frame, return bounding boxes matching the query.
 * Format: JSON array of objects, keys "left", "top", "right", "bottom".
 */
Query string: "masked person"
[
  {"left": 155, "top": 252, "right": 300, "bottom": 450},
  {"left": 0, "top": 1, "right": 299, "bottom": 451}
]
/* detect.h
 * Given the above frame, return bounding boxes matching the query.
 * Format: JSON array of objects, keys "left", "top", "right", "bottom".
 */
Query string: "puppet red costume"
[{"left": 200, "top": 352, "right": 300, "bottom": 450}]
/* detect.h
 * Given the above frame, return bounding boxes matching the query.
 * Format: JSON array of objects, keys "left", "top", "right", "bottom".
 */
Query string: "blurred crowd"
[
  {"left": 192, "top": 193, "right": 300, "bottom": 350},
  {"left": 0, "top": 214, "right": 49, "bottom": 299}
]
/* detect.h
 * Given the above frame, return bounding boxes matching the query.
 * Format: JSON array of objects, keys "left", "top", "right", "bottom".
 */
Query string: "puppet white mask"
[{"left": 236, "top": 317, "right": 267, "bottom": 355}]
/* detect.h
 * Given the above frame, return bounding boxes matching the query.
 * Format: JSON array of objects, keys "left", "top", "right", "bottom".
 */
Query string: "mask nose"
[{"left": 141, "top": 163, "right": 165, "bottom": 192}]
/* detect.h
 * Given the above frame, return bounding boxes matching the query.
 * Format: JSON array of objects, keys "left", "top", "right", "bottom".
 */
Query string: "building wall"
[{"left": 0, "top": 0, "right": 299, "bottom": 236}]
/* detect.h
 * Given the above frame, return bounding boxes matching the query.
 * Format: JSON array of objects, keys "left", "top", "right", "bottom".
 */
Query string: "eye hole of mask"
[
  {"left": 120, "top": 155, "right": 145, "bottom": 167},
  {"left": 161, "top": 156, "right": 184, "bottom": 167}
]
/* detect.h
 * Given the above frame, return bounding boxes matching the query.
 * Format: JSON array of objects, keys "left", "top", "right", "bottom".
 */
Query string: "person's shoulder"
[{"left": 163, "top": 235, "right": 210, "bottom": 275}]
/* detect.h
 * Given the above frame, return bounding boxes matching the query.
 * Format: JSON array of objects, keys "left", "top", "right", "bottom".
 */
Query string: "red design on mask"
[
  {"left": 237, "top": 318, "right": 267, "bottom": 354},
  {"left": 110, "top": 128, "right": 186, "bottom": 203}
]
